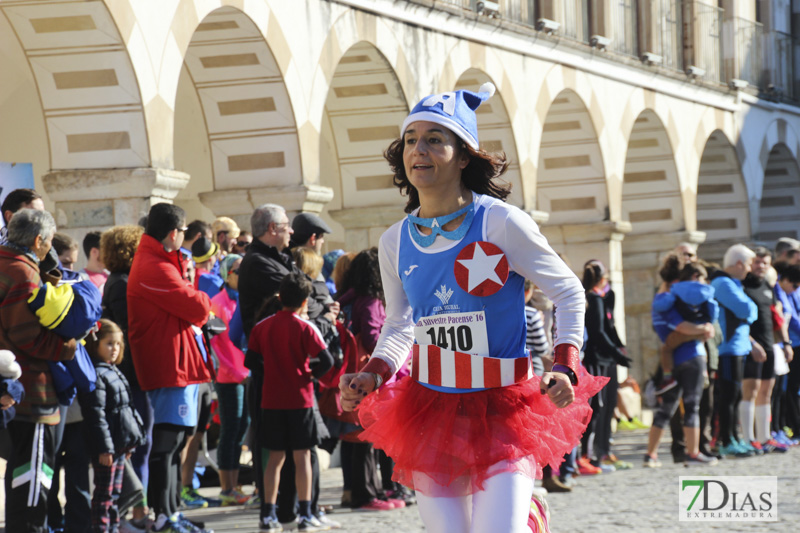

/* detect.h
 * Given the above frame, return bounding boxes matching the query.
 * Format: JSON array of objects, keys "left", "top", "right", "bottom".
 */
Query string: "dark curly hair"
[
  {"left": 344, "top": 247, "right": 383, "bottom": 302},
  {"left": 384, "top": 137, "right": 511, "bottom": 213},
  {"left": 101, "top": 225, "right": 144, "bottom": 273}
]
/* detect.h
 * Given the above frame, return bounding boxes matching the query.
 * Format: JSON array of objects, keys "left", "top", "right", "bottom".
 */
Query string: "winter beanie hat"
[{"left": 401, "top": 82, "right": 496, "bottom": 149}]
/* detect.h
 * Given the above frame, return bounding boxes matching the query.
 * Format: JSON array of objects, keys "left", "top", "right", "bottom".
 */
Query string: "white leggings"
[{"left": 415, "top": 471, "right": 535, "bottom": 533}]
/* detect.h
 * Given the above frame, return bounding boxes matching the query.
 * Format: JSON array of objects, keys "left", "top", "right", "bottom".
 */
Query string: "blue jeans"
[{"left": 215, "top": 382, "right": 250, "bottom": 470}]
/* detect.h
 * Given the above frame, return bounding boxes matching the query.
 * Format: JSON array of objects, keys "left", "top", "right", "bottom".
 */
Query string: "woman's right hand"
[{"left": 339, "top": 372, "right": 377, "bottom": 412}]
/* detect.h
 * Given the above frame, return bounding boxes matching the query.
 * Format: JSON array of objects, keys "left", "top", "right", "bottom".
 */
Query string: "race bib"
[{"left": 414, "top": 310, "right": 489, "bottom": 356}]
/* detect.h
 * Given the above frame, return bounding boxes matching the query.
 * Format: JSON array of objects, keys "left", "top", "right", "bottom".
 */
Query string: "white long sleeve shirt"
[{"left": 371, "top": 194, "right": 585, "bottom": 376}]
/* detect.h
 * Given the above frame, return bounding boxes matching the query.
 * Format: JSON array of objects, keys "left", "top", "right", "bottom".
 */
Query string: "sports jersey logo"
[
  {"left": 404, "top": 264, "right": 419, "bottom": 276},
  {"left": 454, "top": 241, "right": 509, "bottom": 297},
  {"left": 435, "top": 284, "right": 454, "bottom": 305},
  {"left": 178, "top": 404, "right": 188, "bottom": 418}
]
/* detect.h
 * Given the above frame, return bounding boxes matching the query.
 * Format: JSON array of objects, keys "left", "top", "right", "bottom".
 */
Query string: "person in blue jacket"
[
  {"left": 645, "top": 262, "right": 719, "bottom": 467},
  {"left": 709, "top": 244, "right": 760, "bottom": 457}
]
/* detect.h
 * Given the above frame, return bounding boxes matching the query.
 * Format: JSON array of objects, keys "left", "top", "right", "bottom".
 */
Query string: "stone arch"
[
  {"left": 173, "top": 6, "right": 302, "bottom": 224},
  {"left": 696, "top": 130, "right": 751, "bottom": 244},
  {"left": 536, "top": 88, "right": 608, "bottom": 225},
  {"left": 621, "top": 110, "right": 684, "bottom": 234},
  {"left": 320, "top": 41, "right": 410, "bottom": 250},
  {"left": 758, "top": 143, "right": 800, "bottom": 242},
  {"left": 0, "top": 2, "right": 149, "bottom": 172},
  {"left": 453, "top": 69, "right": 523, "bottom": 208}
]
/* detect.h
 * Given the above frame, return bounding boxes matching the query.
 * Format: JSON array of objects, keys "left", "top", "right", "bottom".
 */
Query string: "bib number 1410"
[{"left": 425, "top": 326, "right": 473, "bottom": 352}]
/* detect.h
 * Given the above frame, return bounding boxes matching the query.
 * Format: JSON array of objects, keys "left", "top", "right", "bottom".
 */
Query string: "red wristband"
[
  {"left": 553, "top": 344, "right": 580, "bottom": 385},
  {"left": 361, "top": 357, "right": 393, "bottom": 384}
]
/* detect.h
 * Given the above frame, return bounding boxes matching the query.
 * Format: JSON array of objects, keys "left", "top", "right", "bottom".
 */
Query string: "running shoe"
[
  {"left": 559, "top": 473, "right": 578, "bottom": 488},
  {"left": 358, "top": 499, "right": 394, "bottom": 511},
  {"left": 259, "top": 516, "right": 282, "bottom": 532},
  {"left": 761, "top": 439, "right": 789, "bottom": 453},
  {"left": 385, "top": 497, "right": 406, "bottom": 509},
  {"left": 180, "top": 487, "right": 209, "bottom": 509},
  {"left": 655, "top": 378, "right": 678, "bottom": 396},
  {"left": 297, "top": 515, "right": 325, "bottom": 532},
  {"left": 718, "top": 442, "right": 752, "bottom": 458},
  {"left": 684, "top": 452, "right": 719, "bottom": 467},
  {"left": 119, "top": 520, "right": 147, "bottom": 533},
  {"left": 176, "top": 513, "right": 213, "bottom": 533},
  {"left": 315, "top": 511, "right": 341, "bottom": 529},
  {"left": 577, "top": 456, "right": 602, "bottom": 475},
  {"left": 602, "top": 454, "right": 633, "bottom": 470},
  {"left": 630, "top": 417, "right": 650, "bottom": 429},
  {"left": 151, "top": 514, "right": 188, "bottom": 533},
  {"left": 642, "top": 454, "right": 662, "bottom": 468},
  {"left": 616, "top": 418, "right": 636, "bottom": 431},
  {"left": 737, "top": 439, "right": 763, "bottom": 456},
  {"left": 245, "top": 493, "right": 261, "bottom": 509},
  {"left": 219, "top": 489, "right": 249, "bottom": 506},
  {"left": 386, "top": 486, "right": 416, "bottom": 506},
  {"left": 749, "top": 441, "right": 767, "bottom": 455}
]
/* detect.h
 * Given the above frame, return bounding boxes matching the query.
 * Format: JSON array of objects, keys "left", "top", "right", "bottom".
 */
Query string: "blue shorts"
[{"left": 148, "top": 385, "right": 199, "bottom": 427}]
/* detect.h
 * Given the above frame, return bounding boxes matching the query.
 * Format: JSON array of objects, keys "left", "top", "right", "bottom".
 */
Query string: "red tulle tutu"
[{"left": 357, "top": 370, "right": 608, "bottom": 496}]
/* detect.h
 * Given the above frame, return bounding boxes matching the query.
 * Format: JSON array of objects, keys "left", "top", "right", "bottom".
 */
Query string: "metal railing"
[
  {"left": 763, "top": 30, "right": 794, "bottom": 99},
  {"left": 614, "top": 0, "right": 640, "bottom": 57},
  {"left": 684, "top": 1, "right": 723, "bottom": 83},
  {"left": 730, "top": 17, "right": 764, "bottom": 85}
]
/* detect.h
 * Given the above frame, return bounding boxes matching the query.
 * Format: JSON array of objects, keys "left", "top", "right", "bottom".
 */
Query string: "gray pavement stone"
[{"left": 190, "top": 429, "right": 798, "bottom": 532}]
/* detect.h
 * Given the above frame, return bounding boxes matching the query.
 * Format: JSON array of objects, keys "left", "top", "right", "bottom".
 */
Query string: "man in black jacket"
[{"left": 238, "top": 203, "right": 337, "bottom": 529}]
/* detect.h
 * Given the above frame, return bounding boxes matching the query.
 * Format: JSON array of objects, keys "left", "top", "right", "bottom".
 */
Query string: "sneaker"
[
  {"left": 315, "top": 511, "right": 341, "bottom": 529},
  {"left": 120, "top": 519, "right": 147, "bottom": 533},
  {"left": 655, "top": 377, "right": 678, "bottom": 396},
  {"left": 737, "top": 439, "right": 763, "bottom": 456},
  {"left": 577, "top": 456, "right": 601, "bottom": 475},
  {"left": 297, "top": 515, "right": 324, "bottom": 532},
  {"left": 630, "top": 417, "right": 650, "bottom": 429},
  {"left": 685, "top": 452, "right": 719, "bottom": 467},
  {"left": 245, "top": 493, "right": 261, "bottom": 509},
  {"left": 718, "top": 442, "right": 752, "bottom": 458},
  {"left": 176, "top": 513, "right": 213, "bottom": 533},
  {"left": 774, "top": 430, "right": 799, "bottom": 447},
  {"left": 761, "top": 439, "right": 789, "bottom": 453},
  {"left": 358, "top": 499, "right": 394, "bottom": 511},
  {"left": 542, "top": 476, "right": 572, "bottom": 493},
  {"left": 180, "top": 487, "right": 209, "bottom": 509},
  {"left": 259, "top": 516, "right": 283, "bottom": 532},
  {"left": 219, "top": 489, "right": 249, "bottom": 506},
  {"left": 386, "top": 486, "right": 416, "bottom": 506},
  {"left": 642, "top": 454, "right": 662, "bottom": 468},
  {"left": 590, "top": 458, "right": 615, "bottom": 473},
  {"left": 616, "top": 418, "right": 636, "bottom": 431},
  {"left": 602, "top": 454, "right": 633, "bottom": 470},
  {"left": 783, "top": 426, "right": 795, "bottom": 438},
  {"left": 385, "top": 497, "right": 406, "bottom": 509},
  {"left": 151, "top": 514, "right": 189, "bottom": 533}
]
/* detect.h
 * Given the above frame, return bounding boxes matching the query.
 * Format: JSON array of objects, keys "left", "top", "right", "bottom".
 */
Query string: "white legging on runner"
[{"left": 415, "top": 470, "right": 535, "bottom": 533}]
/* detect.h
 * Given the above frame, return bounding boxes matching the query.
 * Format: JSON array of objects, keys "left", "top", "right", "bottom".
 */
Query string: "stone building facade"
[{"left": 2, "top": 0, "right": 800, "bottom": 380}]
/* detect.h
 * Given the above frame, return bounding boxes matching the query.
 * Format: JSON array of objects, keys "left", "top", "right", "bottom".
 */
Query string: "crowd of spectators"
[{"left": 1, "top": 185, "right": 798, "bottom": 531}]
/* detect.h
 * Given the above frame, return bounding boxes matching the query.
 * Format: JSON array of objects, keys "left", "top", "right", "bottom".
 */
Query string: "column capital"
[
  {"left": 42, "top": 168, "right": 190, "bottom": 228},
  {"left": 42, "top": 168, "right": 189, "bottom": 203},
  {"left": 199, "top": 184, "right": 334, "bottom": 221}
]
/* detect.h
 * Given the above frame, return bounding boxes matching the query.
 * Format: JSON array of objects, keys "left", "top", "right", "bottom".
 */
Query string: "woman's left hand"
[{"left": 539, "top": 372, "right": 574, "bottom": 408}]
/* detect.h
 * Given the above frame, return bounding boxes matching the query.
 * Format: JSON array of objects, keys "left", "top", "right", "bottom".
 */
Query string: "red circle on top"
[{"left": 454, "top": 241, "right": 509, "bottom": 297}]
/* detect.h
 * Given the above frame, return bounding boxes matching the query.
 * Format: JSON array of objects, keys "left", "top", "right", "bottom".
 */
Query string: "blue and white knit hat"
[{"left": 401, "top": 83, "right": 496, "bottom": 150}]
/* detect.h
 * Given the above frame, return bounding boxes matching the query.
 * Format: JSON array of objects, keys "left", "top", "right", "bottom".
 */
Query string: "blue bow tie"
[{"left": 407, "top": 202, "right": 475, "bottom": 247}]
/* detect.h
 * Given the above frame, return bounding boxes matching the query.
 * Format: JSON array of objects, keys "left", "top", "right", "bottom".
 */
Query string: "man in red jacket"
[{"left": 127, "top": 203, "right": 212, "bottom": 533}]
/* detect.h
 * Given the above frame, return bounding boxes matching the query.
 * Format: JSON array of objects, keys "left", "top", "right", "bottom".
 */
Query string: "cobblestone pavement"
[
  {"left": 2, "top": 428, "right": 796, "bottom": 532},
  {"left": 188, "top": 428, "right": 797, "bottom": 533}
]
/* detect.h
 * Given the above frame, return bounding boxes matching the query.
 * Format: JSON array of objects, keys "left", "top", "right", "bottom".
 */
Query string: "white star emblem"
[{"left": 457, "top": 243, "right": 504, "bottom": 292}]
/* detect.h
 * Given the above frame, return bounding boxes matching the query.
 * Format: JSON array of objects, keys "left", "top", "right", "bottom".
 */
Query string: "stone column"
[
  {"left": 42, "top": 167, "right": 190, "bottom": 240},
  {"left": 540, "top": 219, "right": 632, "bottom": 339},
  {"left": 639, "top": 0, "right": 660, "bottom": 57},
  {"left": 199, "top": 184, "right": 334, "bottom": 232},
  {"left": 620, "top": 230, "right": 706, "bottom": 383}
]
